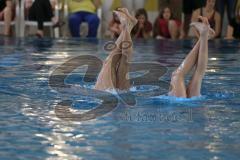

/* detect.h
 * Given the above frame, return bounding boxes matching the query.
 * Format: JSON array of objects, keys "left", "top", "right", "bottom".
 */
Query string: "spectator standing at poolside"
[
  {"left": 0, "top": 0, "right": 13, "bottom": 36},
  {"left": 66, "top": 0, "right": 102, "bottom": 38},
  {"left": 226, "top": 0, "right": 240, "bottom": 39},
  {"left": 132, "top": 8, "right": 152, "bottom": 39},
  {"left": 153, "top": 7, "right": 181, "bottom": 39},
  {"left": 191, "top": 0, "right": 221, "bottom": 38},
  {"left": 215, "top": 0, "right": 237, "bottom": 37}
]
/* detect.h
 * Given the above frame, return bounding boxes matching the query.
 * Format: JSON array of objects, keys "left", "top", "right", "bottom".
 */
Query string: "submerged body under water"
[{"left": 0, "top": 37, "right": 240, "bottom": 160}]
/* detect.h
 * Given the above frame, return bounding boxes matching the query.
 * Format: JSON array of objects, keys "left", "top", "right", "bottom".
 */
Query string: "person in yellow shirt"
[{"left": 67, "top": 0, "right": 102, "bottom": 37}]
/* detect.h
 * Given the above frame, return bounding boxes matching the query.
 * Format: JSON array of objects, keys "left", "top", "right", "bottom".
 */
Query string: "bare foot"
[
  {"left": 113, "top": 11, "right": 127, "bottom": 25},
  {"left": 190, "top": 22, "right": 215, "bottom": 38},
  {"left": 36, "top": 30, "right": 44, "bottom": 38},
  {"left": 190, "top": 16, "right": 215, "bottom": 39},
  {"left": 118, "top": 8, "right": 137, "bottom": 24},
  {"left": 118, "top": 8, "right": 137, "bottom": 31},
  {"left": 113, "top": 9, "right": 137, "bottom": 33}
]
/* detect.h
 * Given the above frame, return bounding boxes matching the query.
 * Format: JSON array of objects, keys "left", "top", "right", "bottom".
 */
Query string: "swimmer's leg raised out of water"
[
  {"left": 169, "top": 39, "right": 200, "bottom": 98},
  {"left": 115, "top": 8, "right": 138, "bottom": 90},
  {"left": 95, "top": 8, "right": 137, "bottom": 91},
  {"left": 186, "top": 17, "right": 215, "bottom": 97},
  {"left": 169, "top": 16, "right": 215, "bottom": 98}
]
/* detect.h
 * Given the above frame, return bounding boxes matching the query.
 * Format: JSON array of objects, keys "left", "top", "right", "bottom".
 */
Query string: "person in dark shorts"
[
  {"left": 226, "top": 0, "right": 240, "bottom": 39},
  {"left": 27, "top": 0, "right": 63, "bottom": 38},
  {"left": 230, "top": 22, "right": 240, "bottom": 39},
  {"left": 215, "top": 0, "right": 237, "bottom": 37}
]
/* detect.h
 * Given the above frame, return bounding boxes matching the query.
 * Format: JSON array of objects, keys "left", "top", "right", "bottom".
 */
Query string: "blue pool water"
[{"left": 0, "top": 37, "right": 240, "bottom": 160}]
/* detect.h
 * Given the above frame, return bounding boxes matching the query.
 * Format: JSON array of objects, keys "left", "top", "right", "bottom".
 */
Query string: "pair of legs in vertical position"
[
  {"left": 95, "top": 8, "right": 137, "bottom": 90},
  {"left": 95, "top": 8, "right": 214, "bottom": 99},
  {"left": 169, "top": 16, "right": 215, "bottom": 98}
]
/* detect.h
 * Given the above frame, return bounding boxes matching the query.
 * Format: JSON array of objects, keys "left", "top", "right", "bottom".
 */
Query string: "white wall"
[
  {"left": 121, "top": 0, "right": 145, "bottom": 12},
  {"left": 101, "top": 0, "right": 114, "bottom": 37}
]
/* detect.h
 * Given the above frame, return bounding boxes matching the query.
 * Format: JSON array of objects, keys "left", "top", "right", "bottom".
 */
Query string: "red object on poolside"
[{"left": 158, "top": 18, "right": 181, "bottom": 38}]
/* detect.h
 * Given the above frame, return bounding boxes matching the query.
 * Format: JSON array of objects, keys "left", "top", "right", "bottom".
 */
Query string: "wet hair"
[{"left": 135, "top": 8, "right": 148, "bottom": 21}]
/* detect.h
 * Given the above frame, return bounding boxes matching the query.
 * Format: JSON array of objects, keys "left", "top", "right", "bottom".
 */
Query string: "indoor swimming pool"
[{"left": 0, "top": 37, "right": 239, "bottom": 159}]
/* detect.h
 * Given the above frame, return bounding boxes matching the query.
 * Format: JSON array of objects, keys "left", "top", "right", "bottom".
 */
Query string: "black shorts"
[
  {"left": 233, "top": 23, "right": 240, "bottom": 39},
  {"left": 0, "top": 0, "right": 6, "bottom": 12},
  {"left": 183, "top": 0, "right": 206, "bottom": 14},
  {"left": 229, "top": 19, "right": 240, "bottom": 38}
]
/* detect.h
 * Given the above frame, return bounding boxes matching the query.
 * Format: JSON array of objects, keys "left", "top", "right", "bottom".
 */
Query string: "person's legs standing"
[
  {"left": 226, "top": 0, "right": 237, "bottom": 37},
  {"left": 226, "top": 0, "right": 236, "bottom": 22},
  {"left": 181, "top": 0, "right": 194, "bottom": 38},
  {"left": 42, "top": 0, "right": 54, "bottom": 20},
  {"left": 29, "top": 0, "right": 54, "bottom": 37},
  {"left": 215, "top": 0, "right": 225, "bottom": 36},
  {"left": 226, "top": 0, "right": 237, "bottom": 24},
  {"left": 4, "top": 0, "right": 12, "bottom": 36},
  {"left": 215, "top": 0, "right": 225, "bottom": 17}
]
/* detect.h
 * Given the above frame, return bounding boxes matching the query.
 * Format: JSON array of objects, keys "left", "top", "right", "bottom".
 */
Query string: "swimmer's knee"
[
  {"left": 195, "top": 67, "right": 206, "bottom": 78},
  {"left": 172, "top": 70, "right": 184, "bottom": 78}
]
